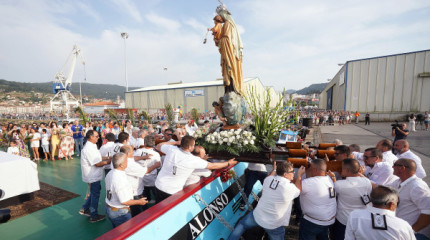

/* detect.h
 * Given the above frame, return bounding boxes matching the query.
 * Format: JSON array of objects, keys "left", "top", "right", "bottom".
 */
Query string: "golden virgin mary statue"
[{"left": 211, "top": 1, "right": 244, "bottom": 96}]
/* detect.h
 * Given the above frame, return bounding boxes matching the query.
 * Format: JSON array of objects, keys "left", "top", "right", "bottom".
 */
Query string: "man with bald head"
[
  {"left": 376, "top": 139, "right": 397, "bottom": 166},
  {"left": 390, "top": 158, "right": 430, "bottom": 239},
  {"left": 345, "top": 186, "right": 415, "bottom": 239},
  {"left": 394, "top": 140, "right": 426, "bottom": 178}
]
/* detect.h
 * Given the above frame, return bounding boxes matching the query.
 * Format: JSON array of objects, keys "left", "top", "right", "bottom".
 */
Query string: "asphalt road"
[{"left": 318, "top": 122, "right": 430, "bottom": 185}]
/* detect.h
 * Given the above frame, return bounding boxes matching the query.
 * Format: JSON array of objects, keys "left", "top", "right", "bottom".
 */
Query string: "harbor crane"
[{"left": 50, "top": 45, "right": 86, "bottom": 120}]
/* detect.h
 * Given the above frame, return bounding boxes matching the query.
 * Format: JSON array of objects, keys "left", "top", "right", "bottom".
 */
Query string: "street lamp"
[{"left": 121, "top": 32, "right": 129, "bottom": 92}]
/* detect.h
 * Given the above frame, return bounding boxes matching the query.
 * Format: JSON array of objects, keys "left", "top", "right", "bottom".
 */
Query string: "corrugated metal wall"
[
  {"left": 321, "top": 50, "right": 430, "bottom": 113},
  {"left": 125, "top": 78, "right": 281, "bottom": 113}
]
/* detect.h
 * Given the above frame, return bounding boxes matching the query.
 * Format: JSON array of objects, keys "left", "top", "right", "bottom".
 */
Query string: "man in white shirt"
[
  {"left": 185, "top": 120, "right": 198, "bottom": 136},
  {"left": 227, "top": 162, "right": 305, "bottom": 240},
  {"left": 154, "top": 136, "right": 237, "bottom": 202},
  {"left": 391, "top": 158, "right": 430, "bottom": 239},
  {"left": 184, "top": 146, "right": 212, "bottom": 186},
  {"left": 363, "top": 148, "right": 398, "bottom": 186},
  {"left": 135, "top": 130, "right": 147, "bottom": 148},
  {"left": 299, "top": 159, "right": 337, "bottom": 240},
  {"left": 333, "top": 159, "right": 373, "bottom": 240},
  {"left": 105, "top": 152, "right": 148, "bottom": 228},
  {"left": 99, "top": 133, "right": 116, "bottom": 176},
  {"left": 79, "top": 130, "right": 111, "bottom": 223},
  {"left": 128, "top": 127, "right": 140, "bottom": 149},
  {"left": 134, "top": 135, "right": 162, "bottom": 204},
  {"left": 120, "top": 145, "right": 160, "bottom": 217},
  {"left": 345, "top": 186, "right": 415, "bottom": 240},
  {"left": 376, "top": 139, "right": 397, "bottom": 166},
  {"left": 394, "top": 140, "right": 427, "bottom": 178}
]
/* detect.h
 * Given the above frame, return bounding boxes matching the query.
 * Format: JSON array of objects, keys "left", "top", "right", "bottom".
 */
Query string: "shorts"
[
  {"left": 31, "top": 141, "right": 40, "bottom": 148},
  {"left": 425, "top": 120, "right": 429, "bottom": 124},
  {"left": 42, "top": 145, "right": 49, "bottom": 153}
]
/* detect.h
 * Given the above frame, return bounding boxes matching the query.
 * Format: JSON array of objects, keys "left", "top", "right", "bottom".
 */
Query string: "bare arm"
[
  {"left": 295, "top": 166, "right": 306, "bottom": 191},
  {"left": 95, "top": 159, "right": 111, "bottom": 167},
  {"left": 122, "top": 197, "right": 148, "bottom": 206},
  {"left": 156, "top": 140, "right": 180, "bottom": 153},
  {"left": 412, "top": 214, "right": 430, "bottom": 232},
  {"left": 146, "top": 161, "right": 161, "bottom": 173},
  {"left": 206, "top": 158, "right": 237, "bottom": 170}
]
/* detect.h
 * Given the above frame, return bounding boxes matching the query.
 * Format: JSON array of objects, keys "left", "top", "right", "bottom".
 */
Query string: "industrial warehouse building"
[
  {"left": 319, "top": 49, "right": 430, "bottom": 121},
  {"left": 125, "top": 77, "right": 280, "bottom": 113}
]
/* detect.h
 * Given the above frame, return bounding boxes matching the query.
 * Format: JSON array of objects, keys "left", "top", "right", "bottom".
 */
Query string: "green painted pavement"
[{"left": 0, "top": 157, "right": 112, "bottom": 240}]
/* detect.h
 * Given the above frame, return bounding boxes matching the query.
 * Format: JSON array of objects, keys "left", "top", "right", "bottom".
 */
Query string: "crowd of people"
[
  {"left": 229, "top": 136, "right": 429, "bottom": 240},
  {"left": 1, "top": 110, "right": 429, "bottom": 239}
]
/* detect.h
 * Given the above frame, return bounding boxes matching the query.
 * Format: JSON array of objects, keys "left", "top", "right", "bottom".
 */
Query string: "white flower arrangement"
[{"left": 194, "top": 129, "right": 261, "bottom": 156}]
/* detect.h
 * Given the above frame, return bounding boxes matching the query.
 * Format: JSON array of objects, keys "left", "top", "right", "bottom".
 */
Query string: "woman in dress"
[
  {"left": 59, "top": 123, "right": 74, "bottom": 160},
  {"left": 50, "top": 122, "right": 61, "bottom": 161},
  {"left": 12, "top": 128, "right": 30, "bottom": 158},
  {"left": 408, "top": 113, "right": 416, "bottom": 132},
  {"left": 101, "top": 122, "right": 111, "bottom": 146}
]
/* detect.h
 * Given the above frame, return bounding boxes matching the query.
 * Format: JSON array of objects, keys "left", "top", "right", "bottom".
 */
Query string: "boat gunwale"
[{"left": 96, "top": 165, "right": 235, "bottom": 240}]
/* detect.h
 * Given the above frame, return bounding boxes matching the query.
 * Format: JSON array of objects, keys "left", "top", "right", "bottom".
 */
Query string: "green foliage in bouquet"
[
  {"left": 164, "top": 103, "right": 174, "bottom": 128},
  {"left": 75, "top": 106, "right": 90, "bottom": 125},
  {"left": 126, "top": 108, "right": 136, "bottom": 126},
  {"left": 245, "top": 86, "right": 295, "bottom": 147},
  {"left": 191, "top": 108, "right": 199, "bottom": 123},
  {"left": 107, "top": 109, "right": 120, "bottom": 124},
  {"left": 194, "top": 129, "right": 261, "bottom": 157},
  {"left": 139, "top": 110, "right": 152, "bottom": 124}
]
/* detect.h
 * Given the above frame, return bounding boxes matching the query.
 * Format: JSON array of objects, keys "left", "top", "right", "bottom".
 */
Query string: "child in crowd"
[
  {"left": 41, "top": 129, "right": 51, "bottom": 161},
  {"left": 30, "top": 127, "right": 41, "bottom": 161},
  {"left": 7, "top": 140, "right": 19, "bottom": 155}
]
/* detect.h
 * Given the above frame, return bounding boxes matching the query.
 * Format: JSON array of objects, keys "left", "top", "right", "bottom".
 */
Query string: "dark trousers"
[
  {"left": 154, "top": 187, "right": 171, "bottom": 203},
  {"left": 242, "top": 170, "right": 267, "bottom": 204},
  {"left": 298, "top": 218, "right": 330, "bottom": 240},
  {"left": 365, "top": 117, "right": 370, "bottom": 125},
  {"left": 82, "top": 181, "right": 101, "bottom": 218},
  {"left": 332, "top": 219, "right": 346, "bottom": 240},
  {"left": 130, "top": 194, "right": 146, "bottom": 217},
  {"left": 143, "top": 186, "right": 155, "bottom": 201}
]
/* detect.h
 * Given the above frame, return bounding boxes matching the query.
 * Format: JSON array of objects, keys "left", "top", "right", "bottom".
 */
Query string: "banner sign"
[{"left": 185, "top": 90, "right": 204, "bottom": 97}]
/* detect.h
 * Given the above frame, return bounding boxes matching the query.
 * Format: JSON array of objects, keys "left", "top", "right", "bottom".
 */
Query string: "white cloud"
[
  {"left": 110, "top": 0, "right": 143, "bottom": 23},
  {"left": 145, "top": 12, "right": 181, "bottom": 32}
]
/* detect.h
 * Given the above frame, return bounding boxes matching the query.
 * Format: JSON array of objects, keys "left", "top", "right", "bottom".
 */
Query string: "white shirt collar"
[
  {"left": 400, "top": 175, "right": 417, "bottom": 187},
  {"left": 367, "top": 206, "right": 395, "bottom": 217}
]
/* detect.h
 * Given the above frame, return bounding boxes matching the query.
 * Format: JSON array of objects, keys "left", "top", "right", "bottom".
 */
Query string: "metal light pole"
[{"left": 121, "top": 32, "right": 129, "bottom": 92}]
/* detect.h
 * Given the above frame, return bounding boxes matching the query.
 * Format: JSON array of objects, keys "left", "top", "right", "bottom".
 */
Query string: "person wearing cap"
[
  {"left": 345, "top": 186, "right": 415, "bottom": 239},
  {"left": 105, "top": 152, "right": 148, "bottom": 228}
]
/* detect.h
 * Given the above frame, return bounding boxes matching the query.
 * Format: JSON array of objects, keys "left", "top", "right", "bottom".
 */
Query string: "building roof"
[
  {"left": 345, "top": 49, "right": 430, "bottom": 64},
  {"left": 83, "top": 101, "right": 119, "bottom": 107},
  {"left": 128, "top": 77, "right": 258, "bottom": 93}
]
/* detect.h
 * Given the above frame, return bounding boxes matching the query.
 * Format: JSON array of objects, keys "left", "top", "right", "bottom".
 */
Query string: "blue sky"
[{"left": 1, "top": 0, "right": 430, "bottom": 92}]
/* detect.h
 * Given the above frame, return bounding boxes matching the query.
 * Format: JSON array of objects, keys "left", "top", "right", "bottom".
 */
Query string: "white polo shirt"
[
  {"left": 105, "top": 169, "right": 133, "bottom": 208},
  {"left": 134, "top": 147, "right": 161, "bottom": 187},
  {"left": 382, "top": 150, "right": 397, "bottom": 166},
  {"left": 334, "top": 176, "right": 373, "bottom": 225},
  {"left": 155, "top": 145, "right": 208, "bottom": 194},
  {"left": 80, "top": 141, "right": 104, "bottom": 183},
  {"left": 397, "top": 150, "right": 427, "bottom": 178},
  {"left": 345, "top": 206, "right": 415, "bottom": 240},
  {"left": 248, "top": 163, "right": 267, "bottom": 172},
  {"left": 365, "top": 162, "right": 398, "bottom": 186},
  {"left": 125, "top": 157, "right": 147, "bottom": 196},
  {"left": 253, "top": 175, "right": 300, "bottom": 229},
  {"left": 390, "top": 175, "right": 430, "bottom": 238},
  {"left": 99, "top": 141, "right": 115, "bottom": 170},
  {"left": 135, "top": 138, "right": 145, "bottom": 148},
  {"left": 352, "top": 151, "right": 364, "bottom": 166},
  {"left": 300, "top": 176, "right": 337, "bottom": 226}
]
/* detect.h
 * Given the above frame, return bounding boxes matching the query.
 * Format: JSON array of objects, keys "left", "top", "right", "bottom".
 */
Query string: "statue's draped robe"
[{"left": 219, "top": 21, "right": 244, "bottom": 96}]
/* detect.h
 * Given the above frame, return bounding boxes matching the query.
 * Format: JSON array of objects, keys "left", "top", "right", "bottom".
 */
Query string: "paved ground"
[{"left": 317, "top": 122, "right": 430, "bottom": 185}]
